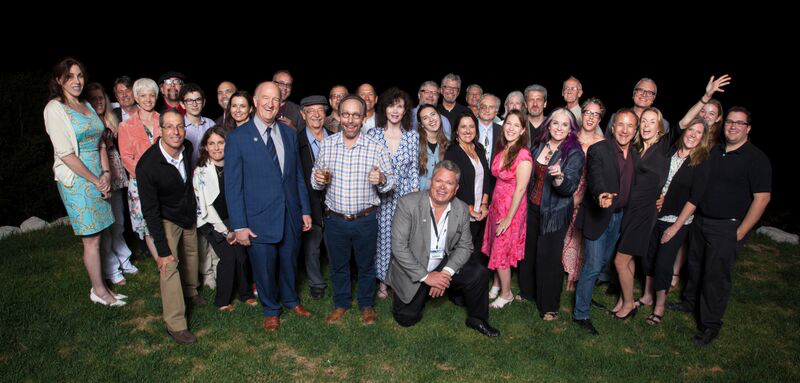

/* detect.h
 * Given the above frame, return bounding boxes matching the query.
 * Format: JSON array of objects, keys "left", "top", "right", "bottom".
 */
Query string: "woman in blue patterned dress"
[
  {"left": 366, "top": 88, "right": 419, "bottom": 299},
  {"left": 44, "top": 58, "right": 124, "bottom": 307}
]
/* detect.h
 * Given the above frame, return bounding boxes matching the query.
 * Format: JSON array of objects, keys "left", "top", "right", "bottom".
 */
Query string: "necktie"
[{"left": 265, "top": 127, "right": 281, "bottom": 175}]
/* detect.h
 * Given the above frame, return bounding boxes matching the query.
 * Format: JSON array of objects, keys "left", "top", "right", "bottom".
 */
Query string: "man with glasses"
[
  {"left": 158, "top": 71, "right": 186, "bottom": 115},
  {"left": 310, "top": 95, "right": 396, "bottom": 325},
  {"left": 112, "top": 76, "right": 137, "bottom": 122},
  {"left": 525, "top": 84, "right": 548, "bottom": 144},
  {"left": 178, "top": 83, "right": 215, "bottom": 169},
  {"left": 669, "top": 106, "right": 771, "bottom": 347},
  {"left": 273, "top": 70, "right": 303, "bottom": 131},
  {"left": 136, "top": 109, "right": 200, "bottom": 344},
  {"left": 476, "top": 94, "right": 502, "bottom": 165},
  {"left": 411, "top": 81, "right": 452, "bottom": 139},
  {"left": 324, "top": 85, "right": 348, "bottom": 132},
  {"left": 466, "top": 84, "right": 483, "bottom": 117},
  {"left": 438, "top": 73, "right": 469, "bottom": 129},
  {"left": 607, "top": 78, "right": 670, "bottom": 136},
  {"left": 562, "top": 76, "right": 584, "bottom": 126}
]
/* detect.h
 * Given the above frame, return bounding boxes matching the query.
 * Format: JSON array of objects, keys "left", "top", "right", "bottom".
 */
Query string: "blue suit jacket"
[{"left": 225, "top": 119, "right": 311, "bottom": 244}]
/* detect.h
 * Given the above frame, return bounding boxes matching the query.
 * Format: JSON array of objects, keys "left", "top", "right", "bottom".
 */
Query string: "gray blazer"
[{"left": 386, "top": 191, "right": 473, "bottom": 304}]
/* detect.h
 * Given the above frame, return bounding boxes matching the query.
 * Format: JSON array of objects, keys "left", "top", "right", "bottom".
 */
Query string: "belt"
[{"left": 325, "top": 206, "right": 378, "bottom": 222}]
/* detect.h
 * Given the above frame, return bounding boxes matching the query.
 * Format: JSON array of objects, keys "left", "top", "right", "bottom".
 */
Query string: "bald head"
[
  {"left": 253, "top": 82, "right": 281, "bottom": 124},
  {"left": 357, "top": 83, "right": 378, "bottom": 113}
]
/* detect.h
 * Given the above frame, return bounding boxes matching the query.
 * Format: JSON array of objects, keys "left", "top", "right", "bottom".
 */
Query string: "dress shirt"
[
  {"left": 158, "top": 140, "right": 186, "bottom": 182},
  {"left": 254, "top": 116, "right": 285, "bottom": 173}
]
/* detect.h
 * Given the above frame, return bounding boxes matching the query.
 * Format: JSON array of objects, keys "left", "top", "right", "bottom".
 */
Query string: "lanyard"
[{"left": 430, "top": 207, "right": 450, "bottom": 250}]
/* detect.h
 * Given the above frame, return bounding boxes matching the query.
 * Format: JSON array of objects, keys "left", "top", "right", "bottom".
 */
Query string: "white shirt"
[
  {"left": 158, "top": 140, "right": 186, "bottom": 182},
  {"left": 421, "top": 198, "right": 455, "bottom": 281},
  {"left": 470, "top": 156, "right": 484, "bottom": 218},
  {"left": 362, "top": 114, "right": 376, "bottom": 134},
  {"left": 478, "top": 121, "right": 494, "bottom": 163}
]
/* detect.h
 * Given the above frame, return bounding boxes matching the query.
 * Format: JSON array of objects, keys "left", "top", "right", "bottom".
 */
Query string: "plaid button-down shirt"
[{"left": 311, "top": 132, "right": 395, "bottom": 215}]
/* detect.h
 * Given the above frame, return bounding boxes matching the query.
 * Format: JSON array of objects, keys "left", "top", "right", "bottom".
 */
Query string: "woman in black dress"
[{"left": 611, "top": 107, "right": 680, "bottom": 319}]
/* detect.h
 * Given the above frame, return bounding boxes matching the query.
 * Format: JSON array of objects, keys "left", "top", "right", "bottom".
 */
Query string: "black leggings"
[{"left": 645, "top": 220, "right": 690, "bottom": 292}]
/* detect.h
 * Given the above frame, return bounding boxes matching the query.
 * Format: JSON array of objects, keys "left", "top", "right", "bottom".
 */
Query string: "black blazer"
[
  {"left": 577, "top": 139, "right": 640, "bottom": 240},
  {"left": 297, "top": 127, "right": 333, "bottom": 225},
  {"left": 444, "top": 143, "right": 491, "bottom": 207},
  {"left": 135, "top": 139, "right": 197, "bottom": 257}
]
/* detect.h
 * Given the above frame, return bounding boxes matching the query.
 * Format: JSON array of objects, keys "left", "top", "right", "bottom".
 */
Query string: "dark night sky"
[{"left": 3, "top": 30, "right": 794, "bottom": 230}]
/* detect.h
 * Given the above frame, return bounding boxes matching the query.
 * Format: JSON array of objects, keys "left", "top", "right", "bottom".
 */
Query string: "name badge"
[{"left": 430, "top": 249, "right": 445, "bottom": 260}]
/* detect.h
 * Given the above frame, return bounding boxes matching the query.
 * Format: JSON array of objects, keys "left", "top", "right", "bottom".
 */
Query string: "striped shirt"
[{"left": 311, "top": 132, "right": 396, "bottom": 215}]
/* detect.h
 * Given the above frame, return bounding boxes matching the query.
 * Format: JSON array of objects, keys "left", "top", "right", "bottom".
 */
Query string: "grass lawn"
[{"left": 0, "top": 225, "right": 798, "bottom": 382}]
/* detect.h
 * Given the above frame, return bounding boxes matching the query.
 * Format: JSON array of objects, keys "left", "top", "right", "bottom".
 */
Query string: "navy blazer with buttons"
[{"left": 224, "top": 118, "right": 311, "bottom": 244}]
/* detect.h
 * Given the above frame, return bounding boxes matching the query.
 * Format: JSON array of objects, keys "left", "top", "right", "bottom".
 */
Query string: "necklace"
[{"left": 544, "top": 142, "right": 555, "bottom": 163}]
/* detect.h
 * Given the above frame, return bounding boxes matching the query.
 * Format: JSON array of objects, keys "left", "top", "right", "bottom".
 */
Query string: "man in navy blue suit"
[{"left": 225, "top": 81, "right": 313, "bottom": 332}]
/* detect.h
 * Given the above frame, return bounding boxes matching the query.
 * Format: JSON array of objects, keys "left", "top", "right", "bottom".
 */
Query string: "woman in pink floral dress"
[{"left": 482, "top": 110, "right": 532, "bottom": 309}]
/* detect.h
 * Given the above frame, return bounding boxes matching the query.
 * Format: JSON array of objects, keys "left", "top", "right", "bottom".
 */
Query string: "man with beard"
[
  {"left": 310, "top": 95, "right": 396, "bottom": 325},
  {"left": 524, "top": 84, "right": 548, "bottom": 146},
  {"left": 437, "top": 73, "right": 469, "bottom": 129},
  {"left": 157, "top": 71, "right": 186, "bottom": 115}
]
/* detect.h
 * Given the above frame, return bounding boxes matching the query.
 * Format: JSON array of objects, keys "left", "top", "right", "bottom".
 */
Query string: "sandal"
[
  {"left": 490, "top": 295, "right": 513, "bottom": 309},
  {"left": 646, "top": 313, "right": 662, "bottom": 325},
  {"left": 634, "top": 299, "right": 652, "bottom": 308},
  {"left": 543, "top": 312, "right": 559, "bottom": 321}
]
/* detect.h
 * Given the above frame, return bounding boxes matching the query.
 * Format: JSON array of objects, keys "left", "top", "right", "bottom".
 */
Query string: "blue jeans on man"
[
  {"left": 323, "top": 211, "right": 378, "bottom": 309},
  {"left": 573, "top": 211, "right": 623, "bottom": 320}
]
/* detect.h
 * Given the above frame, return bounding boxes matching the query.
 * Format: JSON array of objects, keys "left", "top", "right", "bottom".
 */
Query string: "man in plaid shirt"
[{"left": 311, "top": 95, "right": 396, "bottom": 325}]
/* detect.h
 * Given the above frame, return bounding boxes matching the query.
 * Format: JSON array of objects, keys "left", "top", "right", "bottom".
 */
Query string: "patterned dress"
[
  {"left": 127, "top": 125, "right": 155, "bottom": 239},
  {"left": 562, "top": 164, "right": 587, "bottom": 283},
  {"left": 367, "top": 127, "right": 419, "bottom": 281},
  {"left": 482, "top": 148, "right": 532, "bottom": 270},
  {"left": 56, "top": 106, "right": 114, "bottom": 236}
]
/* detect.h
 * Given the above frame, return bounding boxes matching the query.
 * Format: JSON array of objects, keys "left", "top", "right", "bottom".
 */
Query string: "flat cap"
[{"left": 300, "top": 95, "right": 328, "bottom": 108}]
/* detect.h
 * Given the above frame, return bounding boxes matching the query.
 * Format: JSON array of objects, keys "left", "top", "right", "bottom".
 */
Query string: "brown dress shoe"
[
  {"left": 167, "top": 329, "right": 197, "bottom": 345},
  {"left": 361, "top": 307, "right": 377, "bottom": 325},
  {"left": 244, "top": 298, "right": 259, "bottom": 306},
  {"left": 291, "top": 304, "right": 312, "bottom": 317},
  {"left": 263, "top": 316, "right": 280, "bottom": 332},
  {"left": 325, "top": 308, "right": 348, "bottom": 324}
]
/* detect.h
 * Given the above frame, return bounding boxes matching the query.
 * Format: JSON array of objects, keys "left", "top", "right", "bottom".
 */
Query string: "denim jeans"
[
  {"left": 324, "top": 211, "right": 378, "bottom": 309},
  {"left": 573, "top": 211, "right": 623, "bottom": 320}
]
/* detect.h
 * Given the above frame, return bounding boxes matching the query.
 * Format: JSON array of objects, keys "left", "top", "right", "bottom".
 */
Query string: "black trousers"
[
  {"left": 518, "top": 204, "right": 569, "bottom": 315},
  {"left": 392, "top": 260, "right": 490, "bottom": 327},
  {"left": 682, "top": 215, "right": 744, "bottom": 331},
  {"left": 199, "top": 224, "right": 255, "bottom": 307},
  {"left": 469, "top": 220, "right": 488, "bottom": 267},
  {"left": 645, "top": 220, "right": 690, "bottom": 292}
]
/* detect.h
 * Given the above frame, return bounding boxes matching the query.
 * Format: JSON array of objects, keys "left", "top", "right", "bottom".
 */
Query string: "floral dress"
[
  {"left": 55, "top": 106, "right": 114, "bottom": 236},
  {"left": 367, "top": 127, "right": 419, "bottom": 281},
  {"left": 482, "top": 148, "right": 532, "bottom": 270}
]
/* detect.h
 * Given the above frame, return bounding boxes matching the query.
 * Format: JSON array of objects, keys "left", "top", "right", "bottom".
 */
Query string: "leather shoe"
[
  {"left": 310, "top": 287, "right": 325, "bottom": 299},
  {"left": 465, "top": 318, "right": 500, "bottom": 337},
  {"left": 573, "top": 318, "right": 599, "bottom": 335},
  {"left": 361, "top": 307, "right": 377, "bottom": 325},
  {"left": 291, "top": 304, "right": 312, "bottom": 317},
  {"left": 326, "top": 308, "right": 348, "bottom": 324},
  {"left": 188, "top": 294, "right": 208, "bottom": 307},
  {"left": 693, "top": 328, "right": 719, "bottom": 347},
  {"left": 667, "top": 301, "right": 693, "bottom": 313},
  {"left": 263, "top": 316, "right": 280, "bottom": 332},
  {"left": 244, "top": 298, "right": 259, "bottom": 306},
  {"left": 167, "top": 328, "right": 197, "bottom": 345}
]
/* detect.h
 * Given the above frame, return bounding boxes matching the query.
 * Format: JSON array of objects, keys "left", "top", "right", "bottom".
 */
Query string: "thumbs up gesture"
[{"left": 369, "top": 165, "right": 384, "bottom": 185}]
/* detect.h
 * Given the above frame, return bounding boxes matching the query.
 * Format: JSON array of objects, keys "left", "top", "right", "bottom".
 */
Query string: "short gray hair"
[
  {"left": 635, "top": 77, "right": 658, "bottom": 95},
  {"left": 466, "top": 84, "right": 483, "bottom": 94},
  {"left": 524, "top": 84, "right": 548, "bottom": 102},
  {"left": 418, "top": 80, "right": 438, "bottom": 92},
  {"left": 133, "top": 78, "right": 159, "bottom": 99},
  {"left": 479, "top": 93, "right": 500, "bottom": 107},
  {"left": 563, "top": 76, "right": 582, "bottom": 90},
  {"left": 433, "top": 159, "right": 461, "bottom": 182},
  {"left": 441, "top": 73, "right": 462, "bottom": 89}
]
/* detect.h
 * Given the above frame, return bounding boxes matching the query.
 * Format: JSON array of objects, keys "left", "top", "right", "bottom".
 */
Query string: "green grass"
[{"left": 1, "top": 226, "right": 798, "bottom": 382}]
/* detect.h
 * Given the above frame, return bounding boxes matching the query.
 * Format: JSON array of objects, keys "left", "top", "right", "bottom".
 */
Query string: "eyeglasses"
[
  {"left": 724, "top": 119, "right": 750, "bottom": 128},
  {"left": 563, "top": 87, "right": 581, "bottom": 93},
  {"left": 479, "top": 105, "right": 498, "bottom": 111},
  {"left": 183, "top": 98, "right": 203, "bottom": 106},
  {"left": 340, "top": 112, "right": 363, "bottom": 120},
  {"left": 330, "top": 93, "right": 346, "bottom": 100},
  {"left": 163, "top": 79, "right": 183, "bottom": 86},
  {"left": 420, "top": 90, "right": 438, "bottom": 96},
  {"left": 441, "top": 85, "right": 459, "bottom": 92},
  {"left": 583, "top": 110, "right": 601, "bottom": 119},
  {"left": 162, "top": 124, "right": 186, "bottom": 132},
  {"left": 275, "top": 81, "right": 293, "bottom": 88},
  {"left": 634, "top": 88, "right": 656, "bottom": 98}
]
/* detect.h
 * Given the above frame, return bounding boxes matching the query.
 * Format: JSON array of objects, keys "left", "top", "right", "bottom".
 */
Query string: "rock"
[
  {"left": 0, "top": 226, "right": 21, "bottom": 240},
  {"left": 756, "top": 226, "right": 799, "bottom": 245},
  {"left": 49, "top": 216, "right": 71, "bottom": 227},
  {"left": 20, "top": 217, "right": 48, "bottom": 233}
]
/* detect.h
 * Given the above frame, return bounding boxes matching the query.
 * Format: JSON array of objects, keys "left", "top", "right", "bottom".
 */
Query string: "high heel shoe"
[
  {"left": 614, "top": 306, "right": 637, "bottom": 320},
  {"left": 488, "top": 286, "right": 500, "bottom": 299},
  {"left": 90, "top": 288, "right": 126, "bottom": 307},
  {"left": 489, "top": 295, "right": 513, "bottom": 309}
]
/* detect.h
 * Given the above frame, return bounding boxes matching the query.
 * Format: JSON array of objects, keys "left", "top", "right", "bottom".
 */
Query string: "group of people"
[{"left": 44, "top": 57, "right": 770, "bottom": 347}]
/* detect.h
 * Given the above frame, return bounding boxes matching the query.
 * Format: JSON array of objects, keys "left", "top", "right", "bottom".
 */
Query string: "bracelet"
[
  {"left": 699, "top": 98, "right": 709, "bottom": 104},
  {"left": 102, "top": 170, "right": 110, "bottom": 174}
]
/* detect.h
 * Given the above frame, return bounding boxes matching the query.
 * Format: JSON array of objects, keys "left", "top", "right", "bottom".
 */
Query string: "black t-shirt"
[
  {"left": 427, "top": 142, "right": 438, "bottom": 154},
  {"left": 437, "top": 102, "right": 469, "bottom": 130},
  {"left": 698, "top": 141, "right": 771, "bottom": 220}
]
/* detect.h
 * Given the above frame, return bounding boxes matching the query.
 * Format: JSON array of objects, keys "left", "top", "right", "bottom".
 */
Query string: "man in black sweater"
[{"left": 136, "top": 109, "right": 201, "bottom": 345}]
